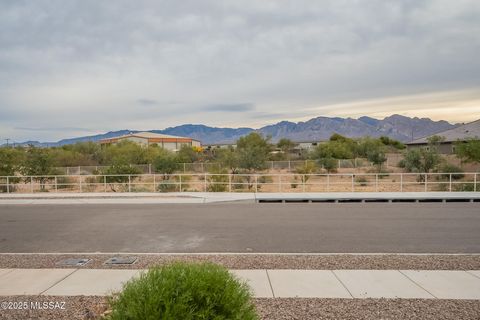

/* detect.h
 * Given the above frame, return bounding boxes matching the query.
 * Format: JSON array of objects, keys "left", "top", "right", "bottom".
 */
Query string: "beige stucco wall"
[
  {"left": 192, "top": 140, "right": 201, "bottom": 147},
  {"left": 407, "top": 143, "right": 454, "bottom": 154}
]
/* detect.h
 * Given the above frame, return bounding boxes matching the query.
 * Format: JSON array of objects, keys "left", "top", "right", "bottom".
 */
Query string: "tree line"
[{"left": 1, "top": 133, "right": 479, "bottom": 179}]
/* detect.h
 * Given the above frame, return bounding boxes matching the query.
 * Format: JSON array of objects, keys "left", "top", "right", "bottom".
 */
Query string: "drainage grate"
[
  {"left": 104, "top": 256, "right": 138, "bottom": 265},
  {"left": 57, "top": 258, "right": 91, "bottom": 267}
]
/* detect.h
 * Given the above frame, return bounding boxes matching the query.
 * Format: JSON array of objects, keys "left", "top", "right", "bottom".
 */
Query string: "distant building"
[
  {"left": 294, "top": 141, "right": 322, "bottom": 151},
  {"left": 203, "top": 140, "right": 324, "bottom": 152},
  {"left": 203, "top": 143, "right": 237, "bottom": 151},
  {"left": 406, "top": 119, "right": 480, "bottom": 154},
  {"left": 99, "top": 132, "right": 201, "bottom": 151}
]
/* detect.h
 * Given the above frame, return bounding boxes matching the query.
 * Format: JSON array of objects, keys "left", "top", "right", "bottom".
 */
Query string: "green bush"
[
  {"left": 107, "top": 262, "right": 258, "bottom": 320},
  {"left": 438, "top": 163, "right": 464, "bottom": 180},
  {"left": 454, "top": 183, "right": 480, "bottom": 192}
]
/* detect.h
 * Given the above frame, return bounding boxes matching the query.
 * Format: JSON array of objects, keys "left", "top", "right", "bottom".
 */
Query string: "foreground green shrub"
[{"left": 107, "top": 262, "right": 258, "bottom": 320}]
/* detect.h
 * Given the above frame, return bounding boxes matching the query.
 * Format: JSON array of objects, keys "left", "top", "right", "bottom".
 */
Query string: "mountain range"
[{"left": 7, "top": 114, "right": 457, "bottom": 147}]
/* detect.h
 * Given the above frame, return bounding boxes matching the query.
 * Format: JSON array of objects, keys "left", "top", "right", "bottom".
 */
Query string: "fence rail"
[
  {"left": 54, "top": 159, "right": 382, "bottom": 175},
  {"left": 0, "top": 172, "right": 478, "bottom": 194}
]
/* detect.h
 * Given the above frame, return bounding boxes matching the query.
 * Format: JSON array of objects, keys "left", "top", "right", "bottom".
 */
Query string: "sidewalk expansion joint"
[
  {"left": 331, "top": 270, "right": 354, "bottom": 299},
  {"left": 265, "top": 269, "right": 275, "bottom": 298},
  {"left": 466, "top": 270, "right": 480, "bottom": 280},
  {"left": 398, "top": 270, "right": 437, "bottom": 299},
  {"left": 39, "top": 269, "right": 79, "bottom": 295}
]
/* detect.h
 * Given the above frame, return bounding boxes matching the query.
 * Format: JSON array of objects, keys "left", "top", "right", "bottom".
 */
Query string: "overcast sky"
[{"left": 1, "top": 0, "right": 480, "bottom": 142}]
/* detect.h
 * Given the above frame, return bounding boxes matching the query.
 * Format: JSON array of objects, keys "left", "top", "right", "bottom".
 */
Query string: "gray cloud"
[
  {"left": 14, "top": 127, "right": 95, "bottom": 132},
  {"left": 137, "top": 99, "right": 159, "bottom": 106},
  {"left": 202, "top": 103, "right": 255, "bottom": 112},
  {"left": 0, "top": 0, "right": 479, "bottom": 141}
]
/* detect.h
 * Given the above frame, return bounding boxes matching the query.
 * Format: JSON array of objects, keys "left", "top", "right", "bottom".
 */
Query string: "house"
[
  {"left": 99, "top": 132, "right": 201, "bottom": 151},
  {"left": 406, "top": 119, "right": 480, "bottom": 154}
]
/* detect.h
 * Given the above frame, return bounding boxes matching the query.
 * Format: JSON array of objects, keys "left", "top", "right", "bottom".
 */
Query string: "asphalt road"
[{"left": 0, "top": 203, "right": 479, "bottom": 253}]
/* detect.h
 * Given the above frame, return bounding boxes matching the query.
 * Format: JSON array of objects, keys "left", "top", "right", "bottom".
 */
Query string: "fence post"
[
  {"left": 279, "top": 174, "right": 282, "bottom": 192},
  {"left": 104, "top": 175, "right": 107, "bottom": 192},
  {"left": 128, "top": 175, "right": 131, "bottom": 192},
  {"left": 327, "top": 174, "right": 330, "bottom": 192},
  {"left": 31, "top": 176, "right": 34, "bottom": 193},
  {"left": 338, "top": 160, "right": 341, "bottom": 169},
  {"left": 179, "top": 175, "right": 182, "bottom": 192},
  {"left": 375, "top": 174, "right": 378, "bottom": 192},
  {"left": 148, "top": 164, "right": 152, "bottom": 174},
  {"left": 271, "top": 161, "right": 274, "bottom": 170},
  {"left": 79, "top": 176, "right": 82, "bottom": 193},
  {"left": 254, "top": 175, "right": 258, "bottom": 193},
  {"left": 229, "top": 174, "right": 232, "bottom": 192},
  {"left": 153, "top": 174, "right": 156, "bottom": 192},
  {"left": 474, "top": 173, "right": 477, "bottom": 192},
  {"left": 55, "top": 176, "right": 57, "bottom": 193},
  {"left": 303, "top": 175, "right": 306, "bottom": 192},
  {"left": 400, "top": 174, "right": 403, "bottom": 192},
  {"left": 449, "top": 174, "right": 452, "bottom": 192},
  {"left": 201, "top": 163, "right": 204, "bottom": 172},
  {"left": 6, "top": 176, "right": 9, "bottom": 194},
  {"left": 288, "top": 160, "right": 291, "bottom": 172},
  {"left": 183, "top": 163, "right": 186, "bottom": 173},
  {"left": 78, "top": 166, "right": 81, "bottom": 175},
  {"left": 424, "top": 174, "right": 428, "bottom": 192},
  {"left": 351, "top": 174, "right": 355, "bottom": 192},
  {"left": 204, "top": 173, "right": 207, "bottom": 192}
]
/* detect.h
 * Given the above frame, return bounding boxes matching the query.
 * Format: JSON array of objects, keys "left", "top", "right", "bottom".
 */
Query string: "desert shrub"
[
  {"left": 437, "top": 163, "right": 464, "bottom": 180},
  {"left": 366, "top": 168, "right": 390, "bottom": 179},
  {"left": 453, "top": 183, "right": 480, "bottom": 192},
  {"left": 103, "top": 164, "right": 142, "bottom": 192},
  {"left": 290, "top": 176, "right": 299, "bottom": 189},
  {"left": 356, "top": 177, "right": 368, "bottom": 186},
  {"left": 107, "top": 262, "right": 258, "bottom": 320},
  {"left": 157, "top": 179, "right": 179, "bottom": 192},
  {"left": 56, "top": 176, "right": 76, "bottom": 190},
  {"left": 257, "top": 175, "right": 273, "bottom": 190},
  {"left": 208, "top": 168, "right": 229, "bottom": 192},
  {"left": 316, "top": 157, "right": 338, "bottom": 173}
]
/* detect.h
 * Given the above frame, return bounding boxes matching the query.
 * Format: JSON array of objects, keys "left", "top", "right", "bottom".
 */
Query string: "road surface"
[{"left": 0, "top": 203, "right": 479, "bottom": 253}]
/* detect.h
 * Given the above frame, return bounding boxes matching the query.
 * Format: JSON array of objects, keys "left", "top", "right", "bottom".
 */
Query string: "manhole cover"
[
  {"left": 104, "top": 256, "right": 138, "bottom": 265},
  {"left": 57, "top": 258, "right": 91, "bottom": 267}
]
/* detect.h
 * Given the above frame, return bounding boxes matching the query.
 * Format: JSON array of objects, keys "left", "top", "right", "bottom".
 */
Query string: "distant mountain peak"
[{"left": 7, "top": 114, "right": 458, "bottom": 147}]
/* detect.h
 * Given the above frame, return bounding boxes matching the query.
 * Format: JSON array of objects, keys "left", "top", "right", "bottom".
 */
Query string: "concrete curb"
[{"left": 0, "top": 192, "right": 479, "bottom": 204}]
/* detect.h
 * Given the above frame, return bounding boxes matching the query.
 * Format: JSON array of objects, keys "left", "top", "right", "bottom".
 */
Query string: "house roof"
[
  {"left": 407, "top": 119, "right": 480, "bottom": 144},
  {"left": 100, "top": 132, "right": 199, "bottom": 142}
]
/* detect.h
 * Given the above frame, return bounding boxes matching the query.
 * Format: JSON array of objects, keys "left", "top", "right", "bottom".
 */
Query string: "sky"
[{"left": 1, "top": 0, "right": 480, "bottom": 142}]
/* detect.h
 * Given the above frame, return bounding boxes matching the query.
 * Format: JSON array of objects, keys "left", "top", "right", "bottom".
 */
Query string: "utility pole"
[{"left": 5, "top": 138, "right": 10, "bottom": 147}]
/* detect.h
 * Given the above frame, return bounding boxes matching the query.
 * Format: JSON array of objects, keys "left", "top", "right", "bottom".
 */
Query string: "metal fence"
[
  {"left": 54, "top": 159, "right": 380, "bottom": 175},
  {"left": 0, "top": 172, "right": 478, "bottom": 194}
]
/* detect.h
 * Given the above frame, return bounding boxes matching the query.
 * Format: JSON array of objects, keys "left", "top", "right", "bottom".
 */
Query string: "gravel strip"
[
  {"left": 1, "top": 296, "right": 479, "bottom": 320},
  {"left": 0, "top": 296, "right": 107, "bottom": 320},
  {"left": 255, "top": 298, "right": 480, "bottom": 320},
  {"left": 1, "top": 254, "right": 480, "bottom": 270}
]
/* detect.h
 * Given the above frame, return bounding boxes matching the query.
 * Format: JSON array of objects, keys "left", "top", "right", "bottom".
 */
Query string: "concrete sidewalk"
[
  {"left": 1, "top": 192, "right": 479, "bottom": 205},
  {"left": 0, "top": 268, "right": 479, "bottom": 299}
]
